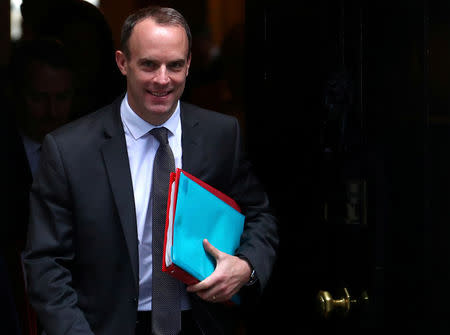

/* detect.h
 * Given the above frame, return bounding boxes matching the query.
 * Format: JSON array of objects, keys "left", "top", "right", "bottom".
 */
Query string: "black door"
[{"left": 244, "top": 0, "right": 431, "bottom": 332}]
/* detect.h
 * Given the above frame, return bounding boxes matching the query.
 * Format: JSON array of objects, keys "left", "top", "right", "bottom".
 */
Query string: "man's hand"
[{"left": 186, "top": 239, "right": 251, "bottom": 303}]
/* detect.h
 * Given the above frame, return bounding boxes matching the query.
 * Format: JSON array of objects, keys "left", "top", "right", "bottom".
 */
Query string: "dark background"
[{"left": 2, "top": 0, "right": 450, "bottom": 332}]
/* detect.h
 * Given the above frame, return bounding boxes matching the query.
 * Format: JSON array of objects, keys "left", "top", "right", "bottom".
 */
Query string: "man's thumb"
[{"left": 203, "top": 239, "right": 222, "bottom": 260}]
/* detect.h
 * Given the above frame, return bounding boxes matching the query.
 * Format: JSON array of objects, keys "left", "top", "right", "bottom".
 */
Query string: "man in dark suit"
[
  {"left": 5, "top": 37, "right": 74, "bottom": 335},
  {"left": 24, "top": 6, "right": 278, "bottom": 335}
]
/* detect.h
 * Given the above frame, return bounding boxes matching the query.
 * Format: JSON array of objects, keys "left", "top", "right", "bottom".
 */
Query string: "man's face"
[
  {"left": 116, "top": 18, "right": 191, "bottom": 125},
  {"left": 24, "top": 61, "right": 73, "bottom": 141}
]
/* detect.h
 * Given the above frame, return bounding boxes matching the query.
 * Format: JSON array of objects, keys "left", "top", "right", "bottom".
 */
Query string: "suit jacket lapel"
[
  {"left": 100, "top": 97, "right": 139, "bottom": 291},
  {"left": 180, "top": 102, "right": 202, "bottom": 176}
]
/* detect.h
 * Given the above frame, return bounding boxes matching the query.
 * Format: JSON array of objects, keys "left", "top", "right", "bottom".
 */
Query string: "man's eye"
[
  {"left": 28, "top": 92, "right": 46, "bottom": 103},
  {"left": 141, "top": 61, "right": 156, "bottom": 70},
  {"left": 56, "top": 92, "right": 73, "bottom": 101},
  {"left": 169, "top": 62, "right": 184, "bottom": 71}
]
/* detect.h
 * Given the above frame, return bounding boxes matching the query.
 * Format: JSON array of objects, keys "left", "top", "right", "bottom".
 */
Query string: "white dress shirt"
[{"left": 120, "top": 95, "right": 190, "bottom": 311}]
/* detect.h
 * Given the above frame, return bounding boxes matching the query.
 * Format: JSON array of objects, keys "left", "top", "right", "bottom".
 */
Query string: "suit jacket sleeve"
[
  {"left": 23, "top": 134, "right": 94, "bottom": 335},
  {"left": 227, "top": 117, "right": 279, "bottom": 295}
]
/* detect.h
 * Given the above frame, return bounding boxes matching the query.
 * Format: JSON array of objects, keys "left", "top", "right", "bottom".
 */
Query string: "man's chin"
[{"left": 144, "top": 105, "right": 176, "bottom": 125}]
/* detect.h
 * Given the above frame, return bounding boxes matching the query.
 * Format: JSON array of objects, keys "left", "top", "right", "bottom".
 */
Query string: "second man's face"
[
  {"left": 24, "top": 61, "right": 73, "bottom": 141},
  {"left": 116, "top": 18, "right": 191, "bottom": 125}
]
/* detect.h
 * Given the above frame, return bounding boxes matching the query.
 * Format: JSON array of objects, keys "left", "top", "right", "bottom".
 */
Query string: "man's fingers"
[
  {"left": 186, "top": 276, "right": 213, "bottom": 293},
  {"left": 187, "top": 282, "right": 230, "bottom": 303}
]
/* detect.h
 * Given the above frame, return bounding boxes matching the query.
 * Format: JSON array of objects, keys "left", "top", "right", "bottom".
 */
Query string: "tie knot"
[{"left": 150, "top": 127, "right": 169, "bottom": 145}]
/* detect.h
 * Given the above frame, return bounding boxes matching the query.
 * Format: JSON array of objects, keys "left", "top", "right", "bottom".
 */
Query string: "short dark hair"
[{"left": 120, "top": 6, "right": 192, "bottom": 59}]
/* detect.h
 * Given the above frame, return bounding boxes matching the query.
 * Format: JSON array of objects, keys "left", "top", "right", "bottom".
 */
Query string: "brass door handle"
[{"left": 316, "top": 287, "right": 368, "bottom": 319}]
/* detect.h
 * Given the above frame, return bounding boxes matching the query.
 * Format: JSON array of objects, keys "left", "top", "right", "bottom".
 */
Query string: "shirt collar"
[
  {"left": 121, "top": 93, "right": 180, "bottom": 140},
  {"left": 20, "top": 132, "right": 41, "bottom": 154}
]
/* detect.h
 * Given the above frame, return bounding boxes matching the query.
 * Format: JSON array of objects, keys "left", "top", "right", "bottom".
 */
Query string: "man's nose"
[{"left": 154, "top": 66, "right": 170, "bottom": 85}]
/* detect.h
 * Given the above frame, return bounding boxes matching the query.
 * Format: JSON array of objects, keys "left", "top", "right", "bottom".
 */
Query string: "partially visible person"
[
  {"left": 4, "top": 37, "right": 75, "bottom": 335},
  {"left": 9, "top": 38, "right": 74, "bottom": 154},
  {"left": 20, "top": 0, "right": 125, "bottom": 119},
  {"left": 23, "top": 6, "right": 279, "bottom": 335}
]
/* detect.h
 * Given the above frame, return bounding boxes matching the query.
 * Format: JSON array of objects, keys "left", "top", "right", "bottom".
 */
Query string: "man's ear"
[{"left": 115, "top": 50, "right": 128, "bottom": 76}]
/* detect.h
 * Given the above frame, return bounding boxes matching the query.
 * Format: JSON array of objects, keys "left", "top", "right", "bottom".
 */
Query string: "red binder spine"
[
  {"left": 162, "top": 172, "right": 177, "bottom": 273},
  {"left": 164, "top": 264, "right": 199, "bottom": 286}
]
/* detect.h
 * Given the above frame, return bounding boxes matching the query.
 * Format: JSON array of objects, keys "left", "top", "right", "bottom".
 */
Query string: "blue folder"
[
  {"left": 163, "top": 169, "right": 245, "bottom": 304},
  {"left": 172, "top": 170, "right": 245, "bottom": 280}
]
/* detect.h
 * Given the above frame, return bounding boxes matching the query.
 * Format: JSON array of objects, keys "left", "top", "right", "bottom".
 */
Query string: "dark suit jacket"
[
  {"left": 23, "top": 96, "right": 278, "bottom": 335},
  {"left": 4, "top": 123, "right": 38, "bottom": 335}
]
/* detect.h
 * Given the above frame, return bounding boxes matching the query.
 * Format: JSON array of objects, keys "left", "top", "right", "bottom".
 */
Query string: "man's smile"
[{"left": 147, "top": 89, "right": 172, "bottom": 97}]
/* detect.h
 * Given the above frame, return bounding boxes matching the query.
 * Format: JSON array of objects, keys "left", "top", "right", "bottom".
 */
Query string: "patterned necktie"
[{"left": 150, "top": 127, "right": 181, "bottom": 335}]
